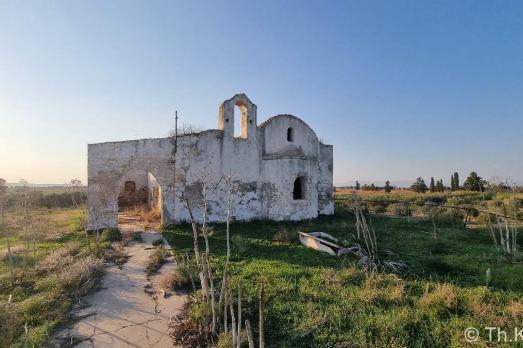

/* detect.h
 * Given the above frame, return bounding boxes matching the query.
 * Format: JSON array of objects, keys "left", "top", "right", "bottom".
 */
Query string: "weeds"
[
  {"left": 105, "top": 243, "right": 129, "bottom": 267},
  {"left": 0, "top": 299, "right": 20, "bottom": 347},
  {"left": 0, "top": 206, "right": 110, "bottom": 347},
  {"left": 272, "top": 227, "right": 298, "bottom": 244},
  {"left": 58, "top": 255, "right": 104, "bottom": 298},
  {"left": 160, "top": 269, "right": 191, "bottom": 291},
  {"left": 36, "top": 241, "right": 80, "bottom": 273},
  {"left": 147, "top": 246, "right": 168, "bottom": 274},
  {"left": 100, "top": 228, "right": 122, "bottom": 242},
  {"left": 488, "top": 215, "right": 519, "bottom": 263}
]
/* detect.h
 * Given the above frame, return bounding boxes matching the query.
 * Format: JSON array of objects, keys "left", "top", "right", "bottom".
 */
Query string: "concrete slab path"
[{"left": 51, "top": 218, "right": 184, "bottom": 348}]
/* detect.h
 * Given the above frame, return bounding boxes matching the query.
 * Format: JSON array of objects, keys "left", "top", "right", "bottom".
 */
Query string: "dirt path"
[{"left": 51, "top": 217, "right": 184, "bottom": 347}]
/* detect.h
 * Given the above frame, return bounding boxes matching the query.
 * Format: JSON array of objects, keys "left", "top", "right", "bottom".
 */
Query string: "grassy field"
[
  {"left": 163, "top": 193, "right": 522, "bottom": 347},
  {"left": 1, "top": 188, "right": 520, "bottom": 347},
  {"left": 0, "top": 208, "right": 112, "bottom": 347}
]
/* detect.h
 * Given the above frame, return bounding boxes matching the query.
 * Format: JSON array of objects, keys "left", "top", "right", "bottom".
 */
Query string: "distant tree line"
[
  {"left": 410, "top": 172, "right": 490, "bottom": 194},
  {"left": 0, "top": 178, "right": 87, "bottom": 209},
  {"left": 354, "top": 180, "right": 394, "bottom": 193},
  {"left": 347, "top": 171, "right": 522, "bottom": 194}
]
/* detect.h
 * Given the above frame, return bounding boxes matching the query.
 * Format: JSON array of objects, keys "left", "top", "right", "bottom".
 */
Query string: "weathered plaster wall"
[
  {"left": 87, "top": 94, "right": 333, "bottom": 230},
  {"left": 147, "top": 172, "right": 161, "bottom": 210},
  {"left": 87, "top": 138, "right": 175, "bottom": 229}
]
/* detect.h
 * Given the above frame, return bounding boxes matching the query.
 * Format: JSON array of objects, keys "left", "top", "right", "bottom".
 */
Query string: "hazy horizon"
[{"left": 2, "top": 1, "right": 522, "bottom": 185}]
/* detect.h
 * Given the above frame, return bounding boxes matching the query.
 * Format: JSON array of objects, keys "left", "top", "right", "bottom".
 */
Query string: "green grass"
[
  {"left": 0, "top": 208, "right": 108, "bottom": 347},
  {"left": 163, "top": 203, "right": 522, "bottom": 347}
]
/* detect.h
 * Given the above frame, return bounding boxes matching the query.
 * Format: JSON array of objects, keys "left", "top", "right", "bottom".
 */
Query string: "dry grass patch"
[
  {"left": 419, "top": 283, "right": 458, "bottom": 313},
  {"left": 0, "top": 300, "right": 20, "bottom": 347},
  {"left": 147, "top": 246, "right": 168, "bottom": 274},
  {"left": 506, "top": 300, "right": 523, "bottom": 321},
  {"left": 141, "top": 207, "right": 161, "bottom": 223},
  {"left": 160, "top": 268, "right": 190, "bottom": 291},
  {"left": 105, "top": 243, "right": 129, "bottom": 267},
  {"left": 36, "top": 241, "right": 80, "bottom": 273},
  {"left": 356, "top": 273, "right": 405, "bottom": 305},
  {"left": 58, "top": 255, "right": 104, "bottom": 298},
  {"left": 272, "top": 227, "right": 298, "bottom": 244}
]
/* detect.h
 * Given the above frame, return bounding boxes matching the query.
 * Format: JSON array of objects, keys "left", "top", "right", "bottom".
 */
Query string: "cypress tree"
[
  {"left": 384, "top": 180, "right": 392, "bottom": 193},
  {"left": 454, "top": 172, "right": 460, "bottom": 190},
  {"left": 436, "top": 179, "right": 444, "bottom": 192},
  {"left": 430, "top": 177, "right": 436, "bottom": 193}
]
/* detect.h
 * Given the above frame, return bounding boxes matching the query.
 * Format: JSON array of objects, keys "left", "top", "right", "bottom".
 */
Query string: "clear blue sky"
[{"left": 1, "top": 0, "right": 522, "bottom": 185}]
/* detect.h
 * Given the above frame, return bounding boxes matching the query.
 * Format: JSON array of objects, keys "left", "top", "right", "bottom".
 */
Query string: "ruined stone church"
[{"left": 87, "top": 94, "right": 333, "bottom": 230}]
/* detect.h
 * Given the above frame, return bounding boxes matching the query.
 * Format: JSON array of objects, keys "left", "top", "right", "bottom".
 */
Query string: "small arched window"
[
  {"left": 293, "top": 176, "right": 305, "bottom": 200},
  {"left": 124, "top": 181, "right": 136, "bottom": 193},
  {"left": 287, "top": 127, "right": 294, "bottom": 142}
]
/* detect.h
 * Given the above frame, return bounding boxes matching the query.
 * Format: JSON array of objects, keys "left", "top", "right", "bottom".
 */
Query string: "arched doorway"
[{"left": 116, "top": 169, "right": 163, "bottom": 230}]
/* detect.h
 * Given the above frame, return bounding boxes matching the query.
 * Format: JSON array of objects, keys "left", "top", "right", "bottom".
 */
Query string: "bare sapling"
[
  {"left": 179, "top": 193, "right": 209, "bottom": 298},
  {"left": 184, "top": 253, "right": 197, "bottom": 292},
  {"left": 205, "top": 253, "right": 217, "bottom": 334},
  {"left": 245, "top": 319, "right": 255, "bottom": 348},
  {"left": 352, "top": 193, "right": 379, "bottom": 272},
  {"left": 17, "top": 181, "right": 34, "bottom": 280},
  {"left": 237, "top": 284, "right": 242, "bottom": 348},
  {"left": 219, "top": 171, "right": 240, "bottom": 306},
  {"left": 259, "top": 280, "right": 265, "bottom": 348},
  {"left": 228, "top": 275, "right": 237, "bottom": 348},
  {"left": 0, "top": 178, "right": 15, "bottom": 285},
  {"left": 199, "top": 167, "right": 217, "bottom": 333},
  {"left": 89, "top": 179, "right": 115, "bottom": 257},
  {"left": 223, "top": 275, "right": 228, "bottom": 333},
  {"left": 487, "top": 204, "right": 519, "bottom": 263},
  {"left": 69, "top": 178, "right": 90, "bottom": 252}
]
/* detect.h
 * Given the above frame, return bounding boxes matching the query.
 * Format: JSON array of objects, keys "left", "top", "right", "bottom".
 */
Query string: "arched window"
[
  {"left": 287, "top": 127, "right": 294, "bottom": 142},
  {"left": 124, "top": 181, "right": 136, "bottom": 193},
  {"left": 293, "top": 176, "right": 305, "bottom": 200},
  {"left": 234, "top": 100, "right": 249, "bottom": 139}
]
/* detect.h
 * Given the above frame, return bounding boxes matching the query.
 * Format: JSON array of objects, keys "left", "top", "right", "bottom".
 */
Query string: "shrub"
[
  {"left": 368, "top": 202, "right": 387, "bottom": 214},
  {"left": 105, "top": 243, "right": 129, "bottom": 267},
  {"left": 18, "top": 293, "right": 56, "bottom": 323},
  {"left": 231, "top": 234, "right": 249, "bottom": 255},
  {"left": 36, "top": 241, "right": 80, "bottom": 274},
  {"left": 215, "top": 331, "right": 249, "bottom": 348},
  {"left": 101, "top": 228, "right": 122, "bottom": 242},
  {"left": 424, "top": 195, "right": 447, "bottom": 205},
  {"left": 160, "top": 269, "right": 190, "bottom": 290},
  {"left": 0, "top": 300, "right": 21, "bottom": 347},
  {"left": 272, "top": 227, "right": 298, "bottom": 243},
  {"left": 4, "top": 191, "right": 86, "bottom": 209},
  {"left": 189, "top": 301, "right": 212, "bottom": 326},
  {"left": 430, "top": 208, "right": 463, "bottom": 226},
  {"left": 387, "top": 203, "right": 412, "bottom": 216},
  {"left": 147, "top": 246, "right": 168, "bottom": 273},
  {"left": 58, "top": 255, "right": 104, "bottom": 297}
]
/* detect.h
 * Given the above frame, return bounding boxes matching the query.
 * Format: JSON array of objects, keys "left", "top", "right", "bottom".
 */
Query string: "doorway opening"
[{"left": 117, "top": 170, "right": 162, "bottom": 230}]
